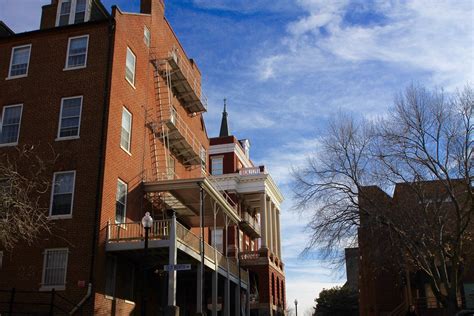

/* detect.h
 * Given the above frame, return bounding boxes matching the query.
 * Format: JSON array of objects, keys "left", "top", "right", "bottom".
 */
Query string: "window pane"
[
  {"left": 10, "top": 47, "right": 30, "bottom": 77},
  {"left": 51, "top": 172, "right": 74, "bottom": 216},
  {"left": 44, "top": 249, "right": 67, "bottom": 286},
  {"left": 67, "top": 37, "right": 87, "bottom": 68},
  {"left": 59, "top": 0, "right": 71, "bottom": 26},
  {"left": 0, "top": 106, "right": 22, "bottom": 144},
  {"left": 75, "top": 0, "right": 86, "bottom": 23},
  {"left": 125, "top": 49, "right": 136, "bottom": 84},
  {"left": 59, "top": 98, "right": 81, "bottom": 138},
  {"left": 121, "top": 109, "right": 132, "bottom": 151},
  {"left": 115, "top": 181, "right": 127, "bottom": 223},
  {"left": 144, "top": 27, "right": 151, "bottom": 47}
]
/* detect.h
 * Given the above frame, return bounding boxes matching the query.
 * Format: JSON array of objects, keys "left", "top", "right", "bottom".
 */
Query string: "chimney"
[{"left": 140, "top": 0, "right": 165, "bottom": 16}]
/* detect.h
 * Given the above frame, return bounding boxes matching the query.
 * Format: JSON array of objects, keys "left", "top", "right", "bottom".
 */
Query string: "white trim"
[
  {"left": 40, "top": 248, "right": 69, "bottom": 291},
  {"left": 57, "top": 95, "right": 83, "bottom": 140},
  {"left": 6, "top": 44, "right": 32, "bottom": 80},
  {"left": 209, "top": 143, "right": 253, "bottom": 168},
  {"left": 125, "top": 47, "right": 136, "bottom": 87},
  {"left": 55, "top": 0, "right": 91, "bottom": 27},
  {"left": 144, "top": 26, "right": 151, "bottom": 47},
  {"left": 120, "top": 107, "right": 132, "bottom": 154},
  {"left": 64, "top": 35, "right": 89, "bottom": 70},
  {"left": 0, "top": 104, "right": 23, "bottom": 146},
  {"left": 48, "top": 171, "right": 76, "bottom": 219},
  {"left": 115, "top": 178, "right": 128, "bottom": 224},
  {"left": 211, "top": 156, "right": 224, "bottom": 175}
]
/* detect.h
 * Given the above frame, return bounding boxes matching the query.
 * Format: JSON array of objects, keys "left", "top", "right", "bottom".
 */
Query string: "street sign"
[{"left": 164, "top": 264, "right": 191, "bottom": 271}]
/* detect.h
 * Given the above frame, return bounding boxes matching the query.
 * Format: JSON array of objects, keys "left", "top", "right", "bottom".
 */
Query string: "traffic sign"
[{"left": 164, "top": 264, "right": 191, "bottom": 271}]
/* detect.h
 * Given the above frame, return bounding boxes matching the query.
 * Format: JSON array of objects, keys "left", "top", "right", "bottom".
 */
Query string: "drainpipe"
[{"left": 69, "top": 283, "right": 92, "bottom": 315}]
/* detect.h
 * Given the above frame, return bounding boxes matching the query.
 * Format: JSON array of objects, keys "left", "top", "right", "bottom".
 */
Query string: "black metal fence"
[{"left": 0, "top": 288, "right": 84, "bottom": 316}]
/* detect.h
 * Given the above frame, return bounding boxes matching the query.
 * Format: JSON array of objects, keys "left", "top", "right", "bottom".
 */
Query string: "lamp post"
[
  {"left": 141, "top": 212, "right": 153, "bottom": 316},
  {"left": 294, "top": 299, "right": 298, "bottom": 316}
]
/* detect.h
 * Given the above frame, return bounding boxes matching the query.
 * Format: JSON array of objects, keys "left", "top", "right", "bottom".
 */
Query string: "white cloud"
[{"left": 258, "top": 0, "right": 474, "bottom": 89}]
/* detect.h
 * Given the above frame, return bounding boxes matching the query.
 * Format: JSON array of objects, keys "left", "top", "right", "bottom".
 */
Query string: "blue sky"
[{"left": 1, "top": 0, "right": 473, "bottom": 313}]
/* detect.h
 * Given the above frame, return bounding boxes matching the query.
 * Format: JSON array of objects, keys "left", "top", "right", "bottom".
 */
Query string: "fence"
[{"left": 0, "top": 288, "right": 84, "bottom": 315}]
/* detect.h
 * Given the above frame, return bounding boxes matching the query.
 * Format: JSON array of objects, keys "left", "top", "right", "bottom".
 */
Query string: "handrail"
[
  {"left": 168, "top": 49, "right": 208, "bottom": 111},
  {"left": 241, "top": 211, "right": 260, "bottom": 233},
  {"left": 107, "top": 220, "right": 170, "bottom": 242}
]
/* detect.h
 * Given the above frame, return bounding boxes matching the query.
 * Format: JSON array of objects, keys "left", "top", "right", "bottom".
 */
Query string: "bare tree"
[
  {"left": 293, "top": 84, "right": 473, "bottom": 314},
  {"left": 0, "top": 145, "right": 56, "bottom": 250}
]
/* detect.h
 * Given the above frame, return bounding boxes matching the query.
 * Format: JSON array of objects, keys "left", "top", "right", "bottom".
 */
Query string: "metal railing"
[
  {"left": 176, "top": 222, "right": 200, "bottom": 253},
  {"left": 239, "top": 251, "right": 261, "bottom": 261},
  {"left": 167, "top": 49, "right": 208, "bottom": 111},
  {"left": 241, "top": 211, "right": 261, "bottom": 234},
  {"left": 107, "top": 220, "right": 170, "bottom": 242},
  {"left": 239, "top": 167, "right": 263, "bottom": 176}
]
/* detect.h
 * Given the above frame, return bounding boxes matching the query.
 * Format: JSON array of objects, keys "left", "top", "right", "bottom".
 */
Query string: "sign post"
[{"left": 164, "top": 264, "right": 192, "bottom": 272}]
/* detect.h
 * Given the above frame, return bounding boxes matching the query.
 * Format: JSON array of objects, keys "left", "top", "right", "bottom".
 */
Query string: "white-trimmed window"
[
  {"left": 56, "top": 0, "right": 91, "bottom": 26},
  {"left": 8, "top": 45, "right": 31, "bottom": 78},
  {"left": 125, "top": 47, "right": 136, "bottom": 86},
  {"left": 49, "top": 171, "right": 76, "bottom": 218},
  {"left": 65, "top": 35, "right": 89, "bottom": 69},
  {"left": 115, "top": 179, "right": 127, "bottom": 224},
  {"left": 0, "top": 104, "right": 23, "bottom": 145},
  {"left": 211, "top": 157, "right": 223, "bottom": 175},
  {"left": 144, "top": 27, "right": 151, "bottom": 47},
  {"left": 120, "top": 107, "right": 132, "bottom": 153},
  {"left": 41, "top": 248, "right": 68, "bottom": 290},
  {"left": 58, "top": 96, "right": 82, "bottom": 139},
  {"left": 211, "top": 228, "right": 224, "bottom": 253}
]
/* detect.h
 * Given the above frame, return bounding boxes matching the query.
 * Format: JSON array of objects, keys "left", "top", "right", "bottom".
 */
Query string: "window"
[
  {"left": 144, "top": 27, "right": 151, "bottom": 47},
  {"left": 58, "top": 96, "right": 82, "bottom": 139},
  {"left": 125, "top": 48, "right": 136, "bottom": 86},
  {"left": 56, "top": 0, "right": 90, "bottom": 26},
  {"left": 8, "top": 45, "right": 31, "bottom": 78},
  {"left": 50, "top": 171, "right": 75, "bottom": 218},
  {"left": 211, "top": 157, "right": 223, "bottom": 175},
  {"left": 0, "top": 104, "right": 23, "bottom": 145},
  {"left": 239, "top": 230, "right": 244, "bottom": 251},
  {"left": 115, "top": 179, "right": 127, "bottom": 223},
  {"left": 41, "top": 248, "right": 68, "bottom": 290},
  {"left": 120, "top": 107, "right": 132, "bottom": 153},
  {"left": 65, "top": 35, "right": 88, "bottom": 69},
  {"left": 245, "top": 236, "right": 250, "bottom": 251},
  {"left": 211, "top": 228, "right": 224, "bottom": 253}
]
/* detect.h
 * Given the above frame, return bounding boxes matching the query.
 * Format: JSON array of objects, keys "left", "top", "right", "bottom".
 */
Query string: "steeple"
[{"left": 219, "top": 98, "right": 230, "bottom": 137}]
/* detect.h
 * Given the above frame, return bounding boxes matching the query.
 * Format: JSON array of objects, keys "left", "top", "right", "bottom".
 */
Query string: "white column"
[
  {"left": 212, "top": 207, "right": 218, "bottom": 316},
  {"left": 277, "top": 208, "right": 282, "bottom": 258},
  {"left": 224, "top": 217, "right": 231, "bottom": 316},
  {"left": 266, "top": 198, "right": 273, "bottom": 253},
  {"left": 259, "top": 193, "right": 267, "bottom": 249},
  {"left": 168, "top": 213, "right": 177, "bottom": 306},
  {"left": 272, "top": 203, "right": 278, "bottom": 258}
]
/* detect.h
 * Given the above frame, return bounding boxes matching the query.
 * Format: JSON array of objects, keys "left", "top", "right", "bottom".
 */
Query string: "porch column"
[
  {"left": 212, "top": 205, "right": 218, "bottom": 316},
  {"left": 197, "top": 186, "right": 205, "bottom": 315},
  {"left": 272, "top": 203, "right": 278, "bottom": 258},
  {"left": 246, "top": 287, "right": 250, "bottom": 316},
  {"left": 235, "top": 284, "right": 241, "bottom": 316},
  {"left": 224, "top": 216, "right": 231, "bottom": 316},
  {"left": 259, "top": 193, "right": 267, "bottom": 249},
  {"left": 276, "top": 208, "right": 281, "bottom": 258},
  {"left": 266, "top": 198, "right": 273, "bottom": 253},
  {"left": 168, "top": 212, "right": 177, "bottom": 306}
]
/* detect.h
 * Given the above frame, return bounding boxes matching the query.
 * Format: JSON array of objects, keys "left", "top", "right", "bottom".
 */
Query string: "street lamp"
[
  {"left": 141, "top": 212, "right": 153, "bottom": 316},
  {"left": 294, "top": 299, "right": 298, "bottom": 316}
]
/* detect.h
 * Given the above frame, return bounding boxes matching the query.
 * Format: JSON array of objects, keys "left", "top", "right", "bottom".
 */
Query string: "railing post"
[
  {"left": 8, "top": 287, "right": 15, "bottom": 315},
  {"left": 168, "top": 212, "right": 177, "bottom": 307},
  {"left": 49, "top": 288, "right": 55, "bottom": 316}
]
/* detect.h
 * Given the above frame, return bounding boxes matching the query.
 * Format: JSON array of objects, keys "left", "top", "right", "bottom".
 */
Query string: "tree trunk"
[{"left": 444, "top": 294, "right": 458, "bottom": 316}]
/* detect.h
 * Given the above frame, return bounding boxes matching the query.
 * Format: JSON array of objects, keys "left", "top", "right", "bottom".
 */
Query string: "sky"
[{"left": 1, "top": 0, "right": 473, "bottom": 313}]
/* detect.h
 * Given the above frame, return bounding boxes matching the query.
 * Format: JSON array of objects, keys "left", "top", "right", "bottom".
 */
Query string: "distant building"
[
  {"left": 344, "top": 248, "right": 359, "bottom": 292},
  {"left": 358, "top": 181, "right": 474, "bottom": 316},
  {"left": 0, "top": 0, "right": 285, "bottom": 315}
]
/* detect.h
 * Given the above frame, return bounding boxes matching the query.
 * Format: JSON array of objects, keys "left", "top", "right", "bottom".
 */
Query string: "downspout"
[{"left": 73, "top": 8, "right": 116, "bottom": 315}]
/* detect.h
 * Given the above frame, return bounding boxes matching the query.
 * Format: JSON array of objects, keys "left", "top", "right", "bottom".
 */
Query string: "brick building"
[
  {"left": 358, "top": 181, "right": 474, "bottom": 316},
  {"left": 0, "top": 0, "right": 285, "bottom": 315},
  {"left": 209, "top": 105, "right": 286, "bottom": 316}
]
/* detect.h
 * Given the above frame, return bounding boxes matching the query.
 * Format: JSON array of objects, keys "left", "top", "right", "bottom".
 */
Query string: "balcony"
[
  {"left": 159, "top": 49, "right": 207, "bottom": 114},
  {"left": 159, "top": 106, "right": 204, "bottom": 166},
  {"left": 239, "top": 250, "right": 284, "bottom": 271},
  {"left": 239, "top": 167, "right": 264, "bottom": 176},
  {"left": 240, "top": 211, "right": 261, "bottom": 239},
  {"left": 106, "top": 220, "right": 249, "bottom": 284}
]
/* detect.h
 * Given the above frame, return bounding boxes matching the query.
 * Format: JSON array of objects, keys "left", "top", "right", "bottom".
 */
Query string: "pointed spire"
[{"left": 219, "top": 98, "right": 230, "bottom": 137}]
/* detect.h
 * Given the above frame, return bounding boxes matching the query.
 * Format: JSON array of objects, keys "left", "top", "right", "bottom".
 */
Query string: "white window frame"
[
  {"left": 120, "top": 107, "right": 132, "bottom": 154},
  {"left": 40, "top": 248, "right": 69, "bottom": 291},
  {"left": 0, "top": 104, "right": 23, "bottom": 147},
  {"left": 125, "top": 47, "right": 136, "bottom": 87},
  {"left": 49, "top": 171, "right": 76, "bottom": 219},
  {"left": 115, "top": 179, "right": 127, "bottom": 224},
  {"left": 7, "top": 44, "right": 32, "bottom": 79},
  {"left": 57, "top": 96, "right": 83, "bottom": 140},
  {"left": 64, "top": 35, "right": 89, "bottom": 70},
  {"left": 55, "top": 0, "right": 91, "bottom": 27},
  {"left": 211, "top": 156, "right": 223, "bottom": 175},
  {"left": 144, "top": 26, "right": 151, "bottom": 47}
]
